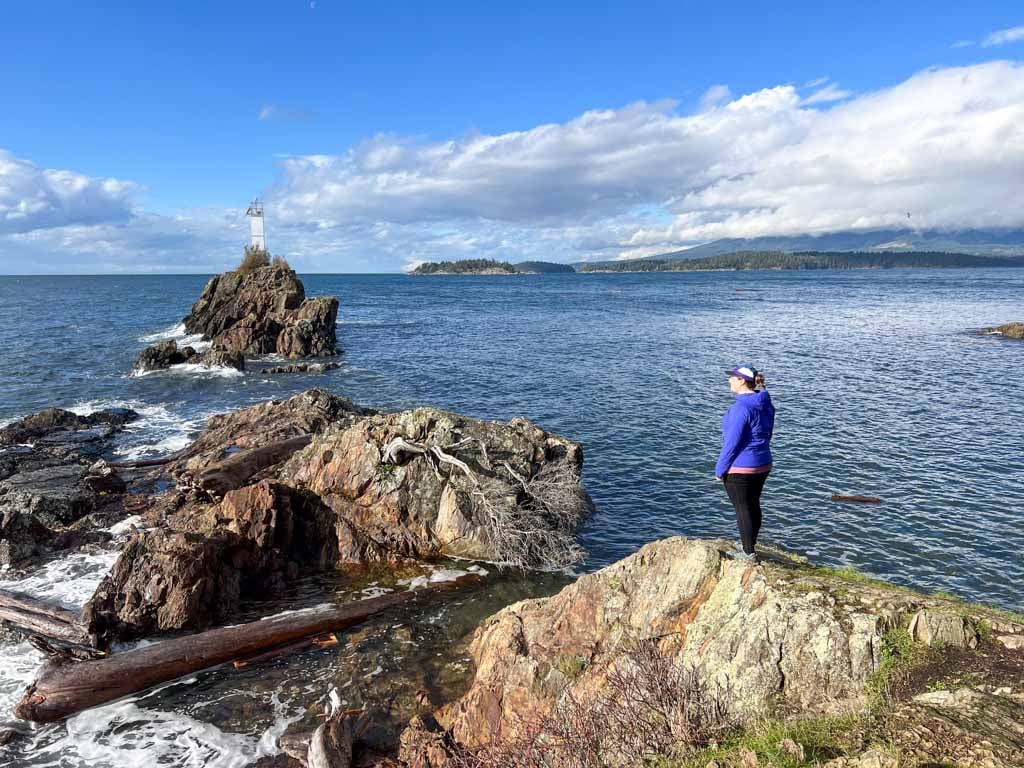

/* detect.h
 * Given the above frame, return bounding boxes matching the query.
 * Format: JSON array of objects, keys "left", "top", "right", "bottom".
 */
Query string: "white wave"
[
  {"left": 68, "top": 399, "right": 208, "bottom": 462},
  {"left": 29, "top": 701, "right": 270, "bottom": 768},
  {"left": 0, "top": 549, "right": 119, "bottom": 610},
  {"left": 0, "top": 641, "right": 43, "bottom": 717},
  {"left": 106, "top": 515, "right": 144, "bottom": 537},
  {"left": 130, "top": 362, "right": 243, "bottom": 380},
  {"left": 139, "top": 322, "right": 187, "bottom": 343},
  {"left": 138, "top": 323, "right": 211, "bottom": 351}
]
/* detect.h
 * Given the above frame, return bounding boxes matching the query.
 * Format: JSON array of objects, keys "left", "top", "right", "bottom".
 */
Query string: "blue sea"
[
  {"left": 1, "top": 270, "right": 1022, "bottom": 610},
  {"left": 1, "top": 268, "right": 1023, "bottom": 765}
]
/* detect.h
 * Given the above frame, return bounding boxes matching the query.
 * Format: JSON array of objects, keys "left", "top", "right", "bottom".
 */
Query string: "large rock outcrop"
[
  {"left": 0, "top": 407, "right": 138, "bottom": 566},
  {"left": 403, "top": 537, "right": 1024, "bottom": 767},
  {"left": 133, "top": 263, "right": 339, "bottom": 372},
  {"left": 82, "top": 391, "right": 587, "bottom": 642},
  {"left": 184, "top": 263, "right": 338, "bottom": 358}
]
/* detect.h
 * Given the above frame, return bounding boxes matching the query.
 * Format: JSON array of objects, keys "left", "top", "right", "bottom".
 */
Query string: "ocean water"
[{"left": 1, "top": 270, "right": 1022, "bottom": 607}]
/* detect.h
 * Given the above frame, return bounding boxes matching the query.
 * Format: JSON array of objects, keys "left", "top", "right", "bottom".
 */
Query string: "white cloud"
[
  {"left": 259, "top": 104, "right": 276, "bottom": 120},
  {"left": 983, "top": 25, "right": 1024, "bottom": 46},
  {"left": 950, "top": 39, "right": 975, "bottom": 49},
  {"left": 3, "top": 60, "right": 1024, "bottom": 273},
  {"left": 800, "top": 82, "right": 853, "bottom": 105},
  {"left": 268, "top": 61, "right": 1024, "bottom": 264},
  {"left": 697, "top": 84, "right": 732, "bottom": 112},
  {"left": 0, "top": 150, "right": 136, "bottom": 235}
]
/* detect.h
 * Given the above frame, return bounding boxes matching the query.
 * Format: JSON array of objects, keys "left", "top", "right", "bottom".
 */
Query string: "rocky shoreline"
[{"left": 1, "top": 389, "right": 1021, "bottom": 766}]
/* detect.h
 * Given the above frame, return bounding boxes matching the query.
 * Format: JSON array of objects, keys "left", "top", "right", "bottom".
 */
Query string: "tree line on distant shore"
[
  {"left": 578, "top": 250, "right": 1024, "bottom": 272},
  {"left": 410, "top": 251, "right": 1024, "bottom": 275},
  {"left": 411, "top": 259, "right": 575, "bottom": 274}
]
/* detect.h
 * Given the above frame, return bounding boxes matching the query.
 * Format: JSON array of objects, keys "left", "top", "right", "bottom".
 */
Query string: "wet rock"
[
  {"left": 201, "top": 344, "right": 246, "bottom": 371},
  {"left": 248, "top": 756, "right": 305, "bottom": 768},
  {"left": 261, "top": 362, "right": 341, "bottom": 375},
  {"left": 277, "top": 296, "right": 340, "bottom": 359},
  {"left": 0, "top": 407, "right": 135, "bottom": 567},
  {"left": 0, "top": 407, "right": 138, "bottom": 446},
  {"left": 183, "top": 263, "right": 339, "bottom": 359},
  {"left": 979, "top": 322, "right": 1024, "bottom": 339},
  {"left": 134, "top": 340, "right": 199, "bottom": 372}
]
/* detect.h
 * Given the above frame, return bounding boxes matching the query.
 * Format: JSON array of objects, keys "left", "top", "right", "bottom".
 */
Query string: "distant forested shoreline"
[
  {"left": 410, "top": 259, "right": 574, "bottom": 274},
  {"left": 577, "top": 250, "right": 1024, "bottom": 272},
  {"left": 409, "top": 251, "right": 1024, "bottom": 276}
]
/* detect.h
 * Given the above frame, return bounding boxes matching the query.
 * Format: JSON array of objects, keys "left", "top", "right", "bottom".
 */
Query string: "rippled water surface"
[{"left": 0, "top": 269, "right": 1022, "bottom": 764}]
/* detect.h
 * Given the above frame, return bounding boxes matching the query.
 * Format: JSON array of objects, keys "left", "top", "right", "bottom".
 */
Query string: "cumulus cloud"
[
  {"left": 268, "top": 61, "right": 1024, "bottom": 264},
  {"left": 4, "top": 60, "right": 1024, "bottom": 273},
  {"left": 0, "top": 150, "right": 136, "bottom": 235},
  {"left": 983, "top": 25, "right": 1024, "bottom": 46}
]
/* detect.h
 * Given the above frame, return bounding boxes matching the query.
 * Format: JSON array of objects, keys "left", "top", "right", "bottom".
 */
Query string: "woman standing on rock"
[{"left": 716, "top": 365, "right": 774, "bottom": 563}]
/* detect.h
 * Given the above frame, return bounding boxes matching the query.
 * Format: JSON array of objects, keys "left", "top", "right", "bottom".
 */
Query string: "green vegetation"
[
  {"left": 411, "top": 258, "right": 517, "bottom": 275},
  {"left": 865, "top": 626, "right": 917, "bottom": 705},
  {"left": 578, "top": 250, "right": 1024, "bottom": 272},
  {"left": 552, "top": 654, "right": 588, "bottom": 680},
  {"left": 664, "top": 714, "right": 880, "bottom": 768},
  {"left": 515, "top": 260, "right": 576, "bottom": 274}
]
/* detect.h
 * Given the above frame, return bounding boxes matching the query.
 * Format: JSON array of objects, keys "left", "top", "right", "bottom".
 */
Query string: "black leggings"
[{"left": 723, "top": 472, "right": 769, "bottom": 554}]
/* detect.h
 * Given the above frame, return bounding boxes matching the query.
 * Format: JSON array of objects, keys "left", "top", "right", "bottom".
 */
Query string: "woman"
[{"left": 715, "top": 365, "right": 774, "bottom": 563}]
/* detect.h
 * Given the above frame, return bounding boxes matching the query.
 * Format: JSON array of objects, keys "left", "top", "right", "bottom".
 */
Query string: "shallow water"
[{"left": 0, "top": 269, "right": 1022, "bottom": 764}]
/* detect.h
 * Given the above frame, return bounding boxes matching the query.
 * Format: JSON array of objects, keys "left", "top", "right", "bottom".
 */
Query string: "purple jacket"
[{"left": 716, "top": 390, "right": 775, "bottom": 477}]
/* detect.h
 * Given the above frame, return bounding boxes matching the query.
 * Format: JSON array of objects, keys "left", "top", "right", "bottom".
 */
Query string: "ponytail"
[{"left": 753, "top": 372, "right": 766, "bottom": 390}]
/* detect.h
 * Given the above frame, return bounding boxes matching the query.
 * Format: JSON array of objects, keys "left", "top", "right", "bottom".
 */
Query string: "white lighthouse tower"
[{"left": 246, "top": 199, "right": 266, "bottom": 252}]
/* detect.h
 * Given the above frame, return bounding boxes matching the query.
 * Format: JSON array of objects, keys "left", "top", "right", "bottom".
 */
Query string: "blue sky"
[{"left": 1, "top": 1, "right": 1023, "bottom": 273}]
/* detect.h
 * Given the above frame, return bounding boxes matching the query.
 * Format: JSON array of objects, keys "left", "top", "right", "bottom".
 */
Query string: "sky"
[{"left": 1, "top": 1, "right": 1023, "bottom": 274}]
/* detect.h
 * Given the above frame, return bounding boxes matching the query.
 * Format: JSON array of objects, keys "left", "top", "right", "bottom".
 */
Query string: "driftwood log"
[
  {"left": 16, "top": 574, "right": 480, "bottom": 723},
  {"left": 831, "top": 494, "right": 882, "bottom": 503},
  {"left": 0, "top": 589, "right": 90, "bottom": 646},
  {"left": 193, "top": 435, "right": 312, "bottom": 498}
]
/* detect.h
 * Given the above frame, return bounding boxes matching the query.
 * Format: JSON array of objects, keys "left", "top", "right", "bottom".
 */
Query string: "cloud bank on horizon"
[{"left": 2, "top": 59, "right": 1024, "bottom": 273}]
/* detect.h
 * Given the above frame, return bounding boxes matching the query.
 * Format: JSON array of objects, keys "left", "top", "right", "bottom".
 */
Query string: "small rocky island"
[
  {"left": 979, "top": 321, "right": 1024, "bottom": 339},
  {"left": 134, "top": 250, "right": 339, "bottom": 373},
  {"left": 411, "top": 259, "right": 574, "bottom": 275}
]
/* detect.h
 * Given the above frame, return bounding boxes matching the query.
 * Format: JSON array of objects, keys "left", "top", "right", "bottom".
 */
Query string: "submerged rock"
[{"left": 261, "top": 362, "right": 341, "bottom": 375}]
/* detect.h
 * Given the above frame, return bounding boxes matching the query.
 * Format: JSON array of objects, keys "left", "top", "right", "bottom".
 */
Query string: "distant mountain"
[{"left": 576, "top": 228, "right": 1024, "bottom": 268}]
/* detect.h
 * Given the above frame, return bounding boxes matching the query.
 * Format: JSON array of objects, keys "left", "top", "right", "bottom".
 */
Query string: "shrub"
[
  {"left": 236, "top": 246, "right": 269, "bottom": 274},
  {"left": 453, "top": 638, "right": 734, "bottom": 768},
  {"left": 271, "top": 255, "right": 292, "bottom": 270}
]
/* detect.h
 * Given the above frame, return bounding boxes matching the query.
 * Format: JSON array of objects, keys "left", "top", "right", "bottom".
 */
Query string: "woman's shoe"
[{"left": 730, "top": 550, "right": 759, "bottom": 564}]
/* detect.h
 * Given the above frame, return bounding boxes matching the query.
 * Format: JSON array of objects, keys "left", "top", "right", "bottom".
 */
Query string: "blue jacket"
[{"left": 716, "top": 390, "right": 775, "bottom": 478}]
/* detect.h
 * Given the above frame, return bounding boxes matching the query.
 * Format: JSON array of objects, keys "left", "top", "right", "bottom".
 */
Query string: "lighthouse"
[{"left": 246, "top": 199, "right": 266, "bottom": 252}]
